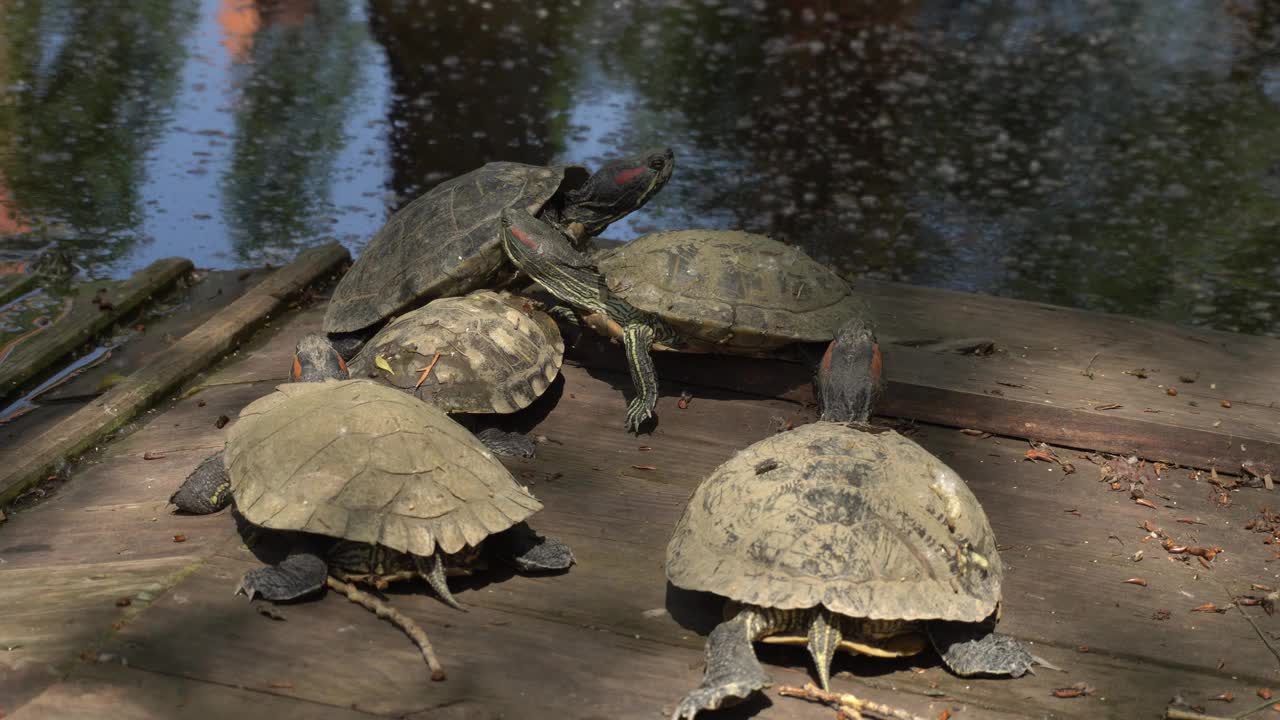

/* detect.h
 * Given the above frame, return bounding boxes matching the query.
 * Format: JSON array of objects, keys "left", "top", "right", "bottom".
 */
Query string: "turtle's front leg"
[
  {"left": 622, "top": 322, "right": 658, "bottom": 433},
  {"left": 236, "top": 552, "right": 329, "bottom": 601},
  {"left": 672, "top": 607, "right": 775, "bottom": 720},
  {"left": 170, "top": 450, "right": 232, "bottom": 515}
]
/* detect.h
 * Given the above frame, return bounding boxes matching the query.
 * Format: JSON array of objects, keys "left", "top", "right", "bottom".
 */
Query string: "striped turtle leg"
[
  {"left": 622, "top": 322, "right": 658, "bottom": 433},
  {"left": 671, "top": 605, "right": 793, "bottom": 720},
  {"left": 169, "top": 449, "right": 232, "bottom": 515}
]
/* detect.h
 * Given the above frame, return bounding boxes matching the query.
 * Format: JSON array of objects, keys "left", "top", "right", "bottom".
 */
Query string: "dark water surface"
[{"left": 2, "top": 0, "right": 1280, "bottom": 335}]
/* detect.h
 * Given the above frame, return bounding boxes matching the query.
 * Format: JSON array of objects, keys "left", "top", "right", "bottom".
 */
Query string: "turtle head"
[
  {"left": 291, "top": 333, "right": 350, "bottom": 383},
  {"left": 815, "top": 315, "right": 882, "bottom": 424},
  {"left": 561, "top": 147, "right": 674, "bottom": 236}
]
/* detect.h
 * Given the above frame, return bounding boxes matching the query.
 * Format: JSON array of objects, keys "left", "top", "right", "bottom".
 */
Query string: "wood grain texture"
[
  {"left": 0, "top": 258, "right": 193, "bottom": 400},
  {"left": 0, "top": 244, "right": 349, "bottom": 505}
]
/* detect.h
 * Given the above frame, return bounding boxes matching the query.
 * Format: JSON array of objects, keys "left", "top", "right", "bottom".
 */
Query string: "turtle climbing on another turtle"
[
  {"left": 346, "top": 290, "right": 564, "bottom": 459},
  {"left": 500, "top": 212, "right": 862, "bottom": 433},
  {"left": 323, "top": 149, "right": 674, "bottom": 359},
  {"left": 169, "top": 362, "right": 574, "bottom": 679},
  {"left": 664, "top": 315, "right": 1035, "bottom": 719}
]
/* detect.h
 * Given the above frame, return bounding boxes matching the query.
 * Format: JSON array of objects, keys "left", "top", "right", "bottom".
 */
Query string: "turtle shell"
[
  {"left": 348, "top": 290, "right": 564, "bottom": 414},
  {"left": 225, "top": 379, "right": 542, "bottom": 556},
  {"left": 594, "top": 231, "right": 863, "bottom": 353},
  {"left": 666, "top": 422, "right": 1002, "bottom": 623},
  {"left": 324, "top": 162, "right": 588, "bottom": 334}
]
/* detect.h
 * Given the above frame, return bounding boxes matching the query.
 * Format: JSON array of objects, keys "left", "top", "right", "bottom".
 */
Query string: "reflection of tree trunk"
[{"left": 364, "top": 0, "right": 567, "bottom": 205}]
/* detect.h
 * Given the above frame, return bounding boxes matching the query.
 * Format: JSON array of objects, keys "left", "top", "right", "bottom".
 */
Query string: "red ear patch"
[
  {"left": 509, "top": 226, "right": 538, "bottom": 250},
  {"left": 870, "top": 343, "right": 882, "bottom": 384},
  {"left": 291, "top": 355, "right": 303, "bottom": 381},
  {"left": 334, "top": 351, "right": 348, "bottom": 375},
  {"left": 820, "top": 341, "right": 835, "bottom": 372},
  {"left": 613, "top": 166, "right": 647, "bottom": 185}
]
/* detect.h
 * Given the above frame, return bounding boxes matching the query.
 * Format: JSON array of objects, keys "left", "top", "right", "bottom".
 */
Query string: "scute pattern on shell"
[
  {"left": 323, "top": 162, "right": 574, "bottom": 334},
  {"left": 596, "top": 231, "right": 863, "bottom": 352},
  {"left": 225, "top": 379, "right": 542, "bottom": 556},
  {"left": 349, "top": 291, "right": 564, "bottom": 414},
  {"left": 666, "top": 423, "right": 1001, "bottom": 623}
]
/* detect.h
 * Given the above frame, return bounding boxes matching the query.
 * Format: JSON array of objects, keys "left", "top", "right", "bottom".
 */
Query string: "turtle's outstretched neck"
[{"left": 815, "top": 315, "right": 882, "bottom": 425}]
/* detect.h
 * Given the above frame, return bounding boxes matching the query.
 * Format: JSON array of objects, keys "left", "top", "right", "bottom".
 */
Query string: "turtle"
[
  {"left": 170, "top": 370, "right": 573, "bottom": 678},
  {"left": 345, "top": 290, "right": 564, "bottom": 459},
  {"left": 664, "top": 315, "right": 1034, "bottom": 719},
  {"left": 323, "top": 148, "right": 675, "bottom": 359},
  {"left": 499, "top": 211, "right": 862, "bottom": 433}
]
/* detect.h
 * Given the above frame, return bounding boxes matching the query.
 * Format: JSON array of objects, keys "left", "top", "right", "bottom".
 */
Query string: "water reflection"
[{"left": 0, "top": 0, "right": 1276, "bottom": 336}]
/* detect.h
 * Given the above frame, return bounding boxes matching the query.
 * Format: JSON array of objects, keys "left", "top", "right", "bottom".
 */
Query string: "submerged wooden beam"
[
  {"left": 0, "top": 257, "right": 194, "bottom": 400},
  {"left": 0, "top": 243, "right": 350, "bottom": 506}
]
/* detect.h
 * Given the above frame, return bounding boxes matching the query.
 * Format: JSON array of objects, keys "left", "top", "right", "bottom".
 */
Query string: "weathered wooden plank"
[
  {"left": 0, "top": 244, "right": 350, "bottom": 506},
  {"left": 8, "top": 662, "right": 380, "bottom": 720},
  {"left": 0, "top": 258, "right": 194, "bottom": 401},
  {"left": 858, "top": 278, "right": 1280, "bottom": 471},
  {"left": 0, "top": 557, "right": 204, "bottom": 711}
]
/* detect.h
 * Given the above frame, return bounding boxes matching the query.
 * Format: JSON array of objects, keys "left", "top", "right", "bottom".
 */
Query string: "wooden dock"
[{"left": 2, "top": 267, "right": 1280, "bottom": 719}]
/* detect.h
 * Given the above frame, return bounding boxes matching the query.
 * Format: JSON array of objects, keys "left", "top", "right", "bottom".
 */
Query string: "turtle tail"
[
  {"left": 806, "top": 608, "right": 844, "bottom": 691},
  {"left": 416, "top": 551, "right": 465, "bottom": 611}
]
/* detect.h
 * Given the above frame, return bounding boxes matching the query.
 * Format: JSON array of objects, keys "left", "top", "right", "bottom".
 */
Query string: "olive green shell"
[
  {"left": 226, "top": 379, "right": 542, "bottom": 556},
  {"left": 595, "top": 231, "right": 863, "bottom": 353},
  {"left": 666, "top": 423, "right": 1002, "bottom": 623},
  {"left": 324, "top": 162, "right": 588, "bottom": 334},
  {"left": 348, "top": 291, "right": 564, "bottom": 414}
]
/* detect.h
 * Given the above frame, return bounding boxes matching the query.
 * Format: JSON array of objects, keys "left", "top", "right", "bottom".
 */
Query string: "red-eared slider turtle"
[
  {"left": 499, "top": 212, "right": 861, "bottom": 433},
  {"left": 324, "top": 149, "right": 674, "bottom": 358},
  {"left": 665, "top": 317, "right": 1033, "bottom": 719},
  {"left": 346, "top": 290, "right": 564, "bottom": 458},
  {"left": 170, "top": 357, "right": 573, "bottom": 679}
]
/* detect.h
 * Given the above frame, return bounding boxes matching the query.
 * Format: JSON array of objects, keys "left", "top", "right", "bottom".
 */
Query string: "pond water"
[{"left": 1, "top": 0, "right": 1279, "bottom": 336}]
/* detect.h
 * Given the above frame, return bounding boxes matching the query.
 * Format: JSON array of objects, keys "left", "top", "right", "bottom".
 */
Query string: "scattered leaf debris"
[
  {"left": 677, "top": 390, "right": 693, "bottom": 410},
  {"left": 214, "top": 414, "right": 230, "bottom": 429},
  {"left": 114, "top": 597, "right": 131, "bottom": 607},
  {"left": 1221, "top": 400, "right": 1232, "bottom": 408},
  {"left": 1191, "top": 603, "right": 1227, "bottom": 614},
  {"left": 1051, "top": 683, "right": 1093, "bottom": 698},
  {"left": 1208, "top": 692, "right": 1233, "bottom": 702},
  {"left": 631, "top": 465, "right": 657, "bottom": 471},
  {"left": 173, "top": 534, "right": 187, "bottom": 543},
  {"left": 1135, "top": 498, "right": 1158, "bottom": 509},
  {"left": 1095, "top": 403, "right": 1123, "bottom": 411},
  {"left": 1259, "top": 689, "right": 1273, "bottom": 701},
  {"left": 1153, "top": 609, "right": 1171, "bottom": 621},
  {"left": 1123, "top": 578, "right": 1149, "bottom": 587},
  {"left": 142, "top": 451, "right": 166, "bottom": 460},
  {"left": 1166, "top": 387, "right": 1178, "bottom": 396}
]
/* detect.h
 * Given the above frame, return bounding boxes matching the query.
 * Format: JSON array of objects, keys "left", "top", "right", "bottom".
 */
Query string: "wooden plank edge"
[
  {"left": 0, "top": 257, "right": 195, "bottom": 399},
  {"left": 0, "top": 272, "right": 38, "bottom": 306},
  {"left": 0, "top": 243, "right": 350, "bottom": 506},
  {"left": 880, "top": 381, "right": 1279, "bottom": 472}
]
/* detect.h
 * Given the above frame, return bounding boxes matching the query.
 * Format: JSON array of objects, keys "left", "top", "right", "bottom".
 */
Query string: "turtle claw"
[
  {"left": 624, "top": 397, "right": 655, "bottom": 434},
  {"left": 671, "top": 677, "right": 769, "bottom": 720}
]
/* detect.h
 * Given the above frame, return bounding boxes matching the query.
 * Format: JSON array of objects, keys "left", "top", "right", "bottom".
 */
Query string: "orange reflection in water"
[{"left": 219, "top": 0, "right": 315, "bottom": 63}]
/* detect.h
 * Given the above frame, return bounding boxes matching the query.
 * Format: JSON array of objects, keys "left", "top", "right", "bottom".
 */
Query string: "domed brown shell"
[
  {"left": 666, "top": 423, "right": 1002, "bottom": 623},
  {"left": 347, "top": 291, "right": 564, "bottom": 414},
  {"left": 226, "top": 379, "right": 542, "bottom": 556},
  {"left": 324, "top": 162, "right": 587, "bottom": 334},
  {"left": 595, "top": 231, "right": 864, "bottom": 353}
]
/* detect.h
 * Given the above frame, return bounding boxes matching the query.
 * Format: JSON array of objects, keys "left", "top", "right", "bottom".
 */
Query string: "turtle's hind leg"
[
  {"left": 671, "top": 605, "right": 778, "bottom": 720},
  {"left": 927, "top": 621, "right": 1034, "bottom": 678},
  {"left": 496, "top": 522, "right": 575, "bottom": 572},
  {"left": 415, "top": 552, "right": 464, "bottom": 610},
  {"left": 236, "top": 552, "right": 329, "bottom": 601},
  {"left": 170, "top": 450, "right": 232, "bottom": 515},
  {"left": 474, "top": 427, "right": 537, "bottom": 458}
]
